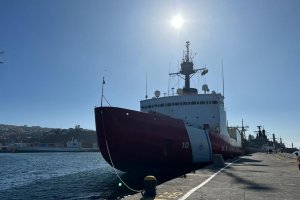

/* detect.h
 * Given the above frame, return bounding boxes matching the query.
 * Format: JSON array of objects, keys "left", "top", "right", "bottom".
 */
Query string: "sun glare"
[{"left": 171, "top": 15, "right": 184, "bottom": 29}]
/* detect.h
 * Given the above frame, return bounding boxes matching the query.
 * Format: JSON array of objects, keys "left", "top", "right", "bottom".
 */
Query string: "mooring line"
[
  {"left": 100, "top": 111, "right": 142, "bottom": 193},
  {"left": 178, "top": 157, "right": 242, "bottom": 200}
]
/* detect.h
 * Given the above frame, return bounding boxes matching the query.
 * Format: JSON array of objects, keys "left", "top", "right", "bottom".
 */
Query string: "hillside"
[{"left": 0, "top": 124, "right": 97, "bottom": 148}]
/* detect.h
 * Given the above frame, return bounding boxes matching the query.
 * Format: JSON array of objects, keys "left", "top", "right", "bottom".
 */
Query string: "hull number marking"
[{"left": 182, "top": 142, "right": 189, "bottom": 149}]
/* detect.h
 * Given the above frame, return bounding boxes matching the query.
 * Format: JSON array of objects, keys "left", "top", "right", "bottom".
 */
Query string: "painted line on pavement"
[{"left": 178, "top": 157, "right": 242, "bottom": 200}]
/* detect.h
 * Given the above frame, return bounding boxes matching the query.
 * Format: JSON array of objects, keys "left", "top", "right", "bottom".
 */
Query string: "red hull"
[{"left": 95, "top": 107, "right": 243, "bottom": 172}]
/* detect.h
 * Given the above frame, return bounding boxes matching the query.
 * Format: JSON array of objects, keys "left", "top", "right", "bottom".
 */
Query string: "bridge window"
[
  {"left": 142, "top": 100, "right": 219, "bottom": 109},
  {"left": 144, "top": 101, "right": 222, "bottom": 108}
]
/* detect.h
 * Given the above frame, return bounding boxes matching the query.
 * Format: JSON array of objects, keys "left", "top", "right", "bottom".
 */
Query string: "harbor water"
[{"left": 0, "top": 152, "right": 141, "bottom": 200}]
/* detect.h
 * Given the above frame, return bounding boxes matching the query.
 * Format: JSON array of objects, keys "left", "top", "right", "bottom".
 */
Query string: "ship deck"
[{"left": 123, "top": 152, "right": 300, "bottom": 200}]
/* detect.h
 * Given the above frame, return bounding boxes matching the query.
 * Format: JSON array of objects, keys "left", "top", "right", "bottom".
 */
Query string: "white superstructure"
[
  {"left": 140, "top": 41, "right": 241, "bottom": 148},
  {"left": 140, "top": 93, "right": 227, "bottom": 136}
]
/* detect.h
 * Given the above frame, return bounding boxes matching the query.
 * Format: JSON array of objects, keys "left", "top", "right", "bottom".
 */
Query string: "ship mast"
[
  {"left": 0, "top": 51, "right": 4, "bottom": 64},
  {"left": 169, "top": 41, "right": 208, "bottom": 95}
]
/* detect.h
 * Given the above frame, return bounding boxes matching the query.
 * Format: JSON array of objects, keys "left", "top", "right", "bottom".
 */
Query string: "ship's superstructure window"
[{"left": 141, "top": 99, "right": 220, "bottom": 109}]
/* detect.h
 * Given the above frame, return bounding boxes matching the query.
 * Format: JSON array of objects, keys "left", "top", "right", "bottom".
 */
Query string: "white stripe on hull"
[{"left": 185, "top": 126, "right": 212, "bottom": 163}]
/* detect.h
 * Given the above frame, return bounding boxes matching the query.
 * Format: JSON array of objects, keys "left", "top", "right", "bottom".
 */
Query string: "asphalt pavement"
[{"left": 123, "top": 152, "right": 300, "bottom": 200}]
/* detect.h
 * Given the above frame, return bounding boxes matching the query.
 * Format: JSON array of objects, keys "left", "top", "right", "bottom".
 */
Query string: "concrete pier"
[{"left": 123, "top": 153, "right": 300, "bottom": 200}]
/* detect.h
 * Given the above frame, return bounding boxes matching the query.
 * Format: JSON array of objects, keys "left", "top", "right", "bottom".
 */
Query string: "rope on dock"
[{"left": 100, "top": 111, "right": 142, "bottom": 193}]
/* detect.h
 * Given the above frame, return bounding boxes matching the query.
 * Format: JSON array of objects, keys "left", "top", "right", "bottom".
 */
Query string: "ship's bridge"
[{"left": 140, "top": 92, "right": 227, "bottom": 135}]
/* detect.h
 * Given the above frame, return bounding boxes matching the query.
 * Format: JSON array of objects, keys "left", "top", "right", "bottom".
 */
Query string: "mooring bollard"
[{"left": 142, "top": 175, "right": 157, "bottom": 197}]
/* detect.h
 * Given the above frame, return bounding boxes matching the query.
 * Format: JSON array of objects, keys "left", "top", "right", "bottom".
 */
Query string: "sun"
[{"left": 171, "top": 15, "right": 184, "bottom": 29}]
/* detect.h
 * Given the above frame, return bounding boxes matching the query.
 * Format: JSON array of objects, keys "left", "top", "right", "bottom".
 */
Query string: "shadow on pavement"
[
  {"left": 238, "top": 157, "right": 262, "bottom": 163},
  {"left": 222, "top": 170, "right": 274, "bottom": 190},
  {"left": 234, "top": 157, "right": 269, "bottom": 167}
]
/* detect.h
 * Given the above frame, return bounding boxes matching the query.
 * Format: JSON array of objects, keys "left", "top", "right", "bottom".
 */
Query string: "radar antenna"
[{"left": 169, "top": 41, "right": 208, "bottom": 95}]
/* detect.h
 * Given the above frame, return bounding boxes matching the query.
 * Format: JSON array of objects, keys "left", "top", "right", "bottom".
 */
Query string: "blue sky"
[{"left": 0, "top": 0, "right": 299, "bottom": 148}]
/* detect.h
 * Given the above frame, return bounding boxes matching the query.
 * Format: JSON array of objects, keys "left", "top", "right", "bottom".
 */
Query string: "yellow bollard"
[{"left": 143, "top": 175, "right": 157, "bottom": 197}]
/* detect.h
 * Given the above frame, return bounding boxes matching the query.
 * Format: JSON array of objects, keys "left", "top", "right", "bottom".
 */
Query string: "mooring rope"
[{"left": 100, "top": 111, "right": 142, "bottom": 193}]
